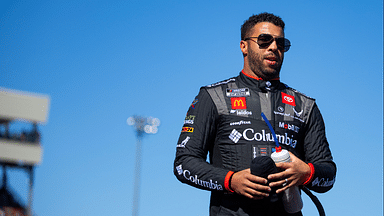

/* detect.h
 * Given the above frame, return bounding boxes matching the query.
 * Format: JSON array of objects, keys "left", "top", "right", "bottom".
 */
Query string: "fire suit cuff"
[
  {"left": 224, "top": 171, "right": 235, "bottom": 193},
  {"left": 303, "top": 163, "right": 315, "bottom": 185}
]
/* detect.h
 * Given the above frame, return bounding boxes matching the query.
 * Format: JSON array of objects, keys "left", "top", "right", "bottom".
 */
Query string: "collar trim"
[{"left": 241, "top": 70, "right": 280, "bottom": 81}]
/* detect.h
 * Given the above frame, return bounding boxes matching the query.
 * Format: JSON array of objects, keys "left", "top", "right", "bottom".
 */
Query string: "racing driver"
[{"left": 173, "top": 12, "right": 336, "bottom": 216}]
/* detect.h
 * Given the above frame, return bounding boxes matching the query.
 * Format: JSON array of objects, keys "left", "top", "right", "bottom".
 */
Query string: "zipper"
[{"left": 270, "top": 92, "right": 275, "bottom": 136}]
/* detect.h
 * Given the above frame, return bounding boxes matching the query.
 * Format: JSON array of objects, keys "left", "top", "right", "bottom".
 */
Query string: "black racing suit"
[{"left": 174, "top": 71, "right": 336, "bottom": 215}]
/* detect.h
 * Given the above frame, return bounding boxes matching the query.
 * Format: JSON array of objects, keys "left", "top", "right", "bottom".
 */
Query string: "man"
[{"left": 174, "top": 12, "right": 336, "bottom": 216}]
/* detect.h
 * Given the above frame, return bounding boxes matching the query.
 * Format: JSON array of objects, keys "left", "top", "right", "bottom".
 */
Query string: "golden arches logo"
[
  {"left": 231, "top": 97, "right": 247, "bottom": 109},
  {"left": 233, "top": 99, "right": 244, "bottom": 107}
]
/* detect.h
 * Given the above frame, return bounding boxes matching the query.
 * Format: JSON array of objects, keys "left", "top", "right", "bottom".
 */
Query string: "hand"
[
  {"left": 230, "top": 168, "right": 271, "bottom": 200},
  {"left": 267, "top": 152, "right": 311, "bottom": 194}
]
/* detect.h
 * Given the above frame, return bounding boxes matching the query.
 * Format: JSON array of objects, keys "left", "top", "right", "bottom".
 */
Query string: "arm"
[
  {"left": 302, "top": 103, "right": 336, "bottom": 193},
  {"left": 268, "top": 103, "right": 336, "bottom": 193},
  {"left": 173, "top": 88, "right": 229, "bottom": 191}
]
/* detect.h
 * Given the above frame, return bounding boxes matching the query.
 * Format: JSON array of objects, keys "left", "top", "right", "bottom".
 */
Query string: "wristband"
[
  {"left": 303, "top": 163, "right": 315, "bottom": 185},
  {"left": 224, "top": 171, "right": 235, "bottom": 193}
]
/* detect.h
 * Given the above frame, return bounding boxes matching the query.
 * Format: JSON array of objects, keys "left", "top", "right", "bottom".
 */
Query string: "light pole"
[{"left": 127, "top": 116, "right": 160, "bottom": 216}]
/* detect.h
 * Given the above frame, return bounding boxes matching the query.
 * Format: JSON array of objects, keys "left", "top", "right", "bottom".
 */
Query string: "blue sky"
[{"left": 0, "top": 0, "right": 383, "bottom": 215}]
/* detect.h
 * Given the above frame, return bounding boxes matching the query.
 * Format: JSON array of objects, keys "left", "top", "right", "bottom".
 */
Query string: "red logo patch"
[
  {"left": 181, "top": 127, "right": 194, "bottom": 133},
  {"left": 281, "top": 92, "right": 296, "bottom": 106},
  {"left": 231, "top": 97, "right": 247, "bottom": 109}
]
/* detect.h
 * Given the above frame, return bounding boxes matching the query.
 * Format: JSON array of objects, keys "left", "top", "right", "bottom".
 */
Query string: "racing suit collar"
[{"left": 239, "top": 70, "right": 282, "bottom": 93}]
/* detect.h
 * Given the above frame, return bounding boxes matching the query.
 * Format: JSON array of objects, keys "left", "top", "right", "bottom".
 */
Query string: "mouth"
[{"left": 264, "top": 56, "right": 279, "bottom": 66}]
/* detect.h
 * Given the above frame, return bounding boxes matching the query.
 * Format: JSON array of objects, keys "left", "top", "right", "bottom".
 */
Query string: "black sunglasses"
[{"left": 244, "top": 34, "right": 291, "bottom": 52}]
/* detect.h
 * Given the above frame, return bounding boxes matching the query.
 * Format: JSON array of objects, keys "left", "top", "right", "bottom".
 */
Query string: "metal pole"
[
  {"left": 27, "top": 166, "right": 34, "bottom": 216},
  {"left": 127, "top": 116, "right": 159, "bottom": 216},
  {"left": 132, "top": 134, "right": 143, "bottom": 216}
]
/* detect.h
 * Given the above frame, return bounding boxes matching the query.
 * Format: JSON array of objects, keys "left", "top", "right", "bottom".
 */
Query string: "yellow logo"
[
  {"left": 182, "top": 127, "right": 194, "bottom": 133},
  {"left": 231, "top": 97, "right": 247, "bottom": 109}
]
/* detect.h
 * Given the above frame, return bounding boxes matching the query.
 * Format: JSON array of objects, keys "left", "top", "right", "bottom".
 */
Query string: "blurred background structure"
[
  {"left": 127, "top": 116, "right": 160, "bottom": 216},
  {"left": 0, "top": 88, "right": 50, "bottom": 215}
]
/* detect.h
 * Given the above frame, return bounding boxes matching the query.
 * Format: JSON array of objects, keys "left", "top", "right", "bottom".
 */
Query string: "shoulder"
[
  {"left": 204, "top": 77, "right": 237, "bottom": 89},
  {"left": 282, "top": 83, "right": 315, "bottom": 101}
]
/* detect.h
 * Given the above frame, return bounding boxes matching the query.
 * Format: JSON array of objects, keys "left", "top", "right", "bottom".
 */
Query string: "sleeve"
[
  {"left": 303, "top": 103, "right": 337, "bottom": 193},
  {"left": 173, "top": 88, "right": 231, "bottom": 192}
]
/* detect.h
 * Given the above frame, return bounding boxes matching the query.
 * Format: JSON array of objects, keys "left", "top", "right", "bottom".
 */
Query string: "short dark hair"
[{"left": 241, "top": 12, "right": 285, "bottom": 40}]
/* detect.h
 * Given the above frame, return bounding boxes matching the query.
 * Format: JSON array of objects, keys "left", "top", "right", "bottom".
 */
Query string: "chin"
[{"left": 261, "top": 71, "right": 280, "bottom": 80}]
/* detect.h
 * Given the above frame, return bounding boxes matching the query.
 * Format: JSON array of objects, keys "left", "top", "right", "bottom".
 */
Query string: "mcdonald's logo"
[
  {"left": 231, "top": 97, "right": 247, "bottom": 110},
  {"left": 182, "top": 127, "right": 194, "bottom": 133}
]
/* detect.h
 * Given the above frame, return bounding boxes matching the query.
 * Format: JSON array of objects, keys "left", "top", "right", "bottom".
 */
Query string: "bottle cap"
[{"left": 275, "top": 146, "right": 282, "bottom": 152}]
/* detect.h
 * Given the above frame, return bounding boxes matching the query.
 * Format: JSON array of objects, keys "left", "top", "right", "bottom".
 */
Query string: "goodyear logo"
[
  {"left": 231, "top": 97, "right": 247, "bottom": 110},
  {"left": 182, "top": 127, "right": 194, "bottom": 133}
]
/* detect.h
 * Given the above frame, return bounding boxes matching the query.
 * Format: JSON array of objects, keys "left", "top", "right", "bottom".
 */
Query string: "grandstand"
[{"left": 0, "top": 88, "right": 50, "bottom": 216}]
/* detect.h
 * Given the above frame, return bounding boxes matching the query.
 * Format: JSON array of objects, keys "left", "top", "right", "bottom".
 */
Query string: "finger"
[
  {"left": 276, "top": 187, "right": 287, "bottom": 194},
  {"left": 243, "top": 191, "right": 267, "bottom": 200},
  {"left": 246, "top": 180, "right": 271, "bottom": 193},
  {"left": 255, "top": 184, "right": 272, "bottom": 193},
  {"left": 239, "top": 186, "right": 269, "bottom": 200},
  {"left": 248, "top": 175, "right": 268, "bottom": 185},
  {"left": 268, "top": 171, "right": 286, "bottom": 181},
  {"left": 276, "top": 183, "right": 291, "bottom": 194},
  {"left": 246, "top": 187, "right": 270, "bottom": 198},
  {"left": 269, "top": 178, "right": 287, "bottom": 187},
  {"left": 276, "top": 177, "right": 300, "bottom": 194}
]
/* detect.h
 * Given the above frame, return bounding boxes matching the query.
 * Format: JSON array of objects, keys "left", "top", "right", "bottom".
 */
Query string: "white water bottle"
[{"left": 271, "top": 147, "right": 303, "bottom": 213}]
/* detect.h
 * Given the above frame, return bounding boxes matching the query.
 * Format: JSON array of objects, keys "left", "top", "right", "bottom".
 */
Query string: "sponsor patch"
[
  {"left": 281, "top": 92, "right": 296, "bottom": 106},
  {"left": 252, "top": 145, "right": 272, "bottom": 158},
  {"left": 274, "top": 107, "right": 304, "bottom": 123},
  {"left": 293, "top": 108, "right": 303, "bottom": 117},
  {"left": 177, "top": 136, "right": 190, "bottom": 148},
  {"left": 184, "top": 115, "right": 195, "bottom": 124},
  {"left": 182, "top": 169, "right": 223, "bottom": 190},
  {"left": 231, "top": 97, "right": 247, "bottom": 110},
  {"left": 176, "top": 164, "right": 183, "bottom": 175},
  {"left": 229, "top": 129, "right": 242, "bottom": 143},
  {"left": 230, "top": 120, "right": 251, "bottom": 126},
  {"left": 312, "top": 177, "right": 335, "bottom": 187},
  {"left": 190, "top": 98, "right": 198, "bottom": 109},
  {"left": 278, "top": 122, "right": 300, "bottom": 133},
  {"left": 181, "top": 127, "right": 194, "bottom": 133},
  {"left": 238, "top": 128, "right": 298, "bottom": 148},
  {"left": 226, "top": 88, "right": 250, "bottom": 97},
  {"left": 230, "top": 110, "right": 252, "bottom": 116}
]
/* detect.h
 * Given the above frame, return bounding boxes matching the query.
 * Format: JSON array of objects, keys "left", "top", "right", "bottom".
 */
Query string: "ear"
[{"left": 240, "top": 40, "right": 248, "bottom": 56}]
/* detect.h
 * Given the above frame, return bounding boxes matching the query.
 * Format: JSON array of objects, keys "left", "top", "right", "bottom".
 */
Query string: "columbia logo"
[
  {"left": 176, "top": 165, "right": 183, "bottom": 175},
  {"left": 229, "top": 129, "right": 242, "bottom": 143}
]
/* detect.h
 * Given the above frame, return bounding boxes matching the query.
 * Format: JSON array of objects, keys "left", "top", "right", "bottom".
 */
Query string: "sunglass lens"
[
  {"left": 258, "top": 34, "right": 273, "bottom": 42},
  {"left": 275, "top": 38, "right": 291, "bottom": 52},
  {"left": 283, "top": 38, "right": 291, "bottom": 52},
  {"left": 256, "top": 34, "right": 291, "bottom": 52},
  {"left": 257, "top": 34, "right": 273, "bottom": 47}
]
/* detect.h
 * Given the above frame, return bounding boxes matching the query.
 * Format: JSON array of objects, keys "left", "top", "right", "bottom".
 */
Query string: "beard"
[{"left": 248, "top": 48, "right": 283, "bottom": 80}]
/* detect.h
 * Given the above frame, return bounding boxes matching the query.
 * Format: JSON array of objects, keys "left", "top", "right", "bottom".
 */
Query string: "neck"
[
  {"left": 241, "top": 69, "right": 279, "bottom": 81},
  {"left": 242, "top": 69, "right": 263, "bottom": 80}
]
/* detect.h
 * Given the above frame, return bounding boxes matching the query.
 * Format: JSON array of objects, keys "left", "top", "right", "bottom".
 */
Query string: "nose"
[{"left": 268, "top": 39, "right": 278, "bottom": 51}]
